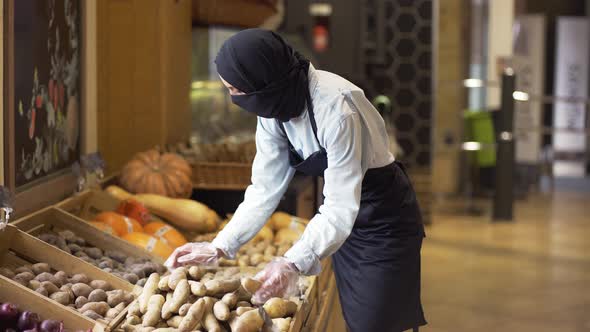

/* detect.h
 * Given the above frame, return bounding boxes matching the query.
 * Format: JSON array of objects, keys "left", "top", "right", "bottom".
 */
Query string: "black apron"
[{"left": 277, "top": 101, "right": 427, "bottom": 332}]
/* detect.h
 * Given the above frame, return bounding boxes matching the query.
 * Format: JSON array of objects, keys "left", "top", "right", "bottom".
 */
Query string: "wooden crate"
[
  {"left": 0, "top": 225, "right": 134, "bottom": 330},
  {"left": 312, "top": 272, "right": 346, "bottom": 332},
  {"left": 289, "top": 275, "right": 318, "bottom": 332},
  {"left": 317, "top": 257, "right": 333, "bottom": 309},
  {"left": 12, "top": 206, "right": 162, "bottom": 263},
  {"left": 55, "top": 189, "right": 120, "bottom": 220},
  {"left": 0, "top": 275, "right": 103, "bottom": 331}
]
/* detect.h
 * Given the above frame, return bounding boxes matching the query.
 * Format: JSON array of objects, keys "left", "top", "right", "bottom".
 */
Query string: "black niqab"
[{"left": 215, "top": 29, "right": 311, "bottom": 122}]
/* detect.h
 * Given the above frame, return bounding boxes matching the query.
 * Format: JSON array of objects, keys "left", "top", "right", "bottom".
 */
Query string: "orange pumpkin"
[
  {"left": 88, "top": 221, "right": 116, "bottom": 236},
  {"left": 94, "top": 211, "right": 143, "bottom": 236},
  {"left": 120, "top": 149, "right": 193, "bottom": 198},
  {"left": 143, "top": 221, "right": 188, "bottom": 248},
  {"left": 121, "top": 232, "right": 174, "bottom": 259}
]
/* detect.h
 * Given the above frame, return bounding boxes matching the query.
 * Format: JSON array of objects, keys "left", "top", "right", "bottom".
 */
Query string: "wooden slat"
[{"left": 290, "top": 275, "right": 317, "bottom": 332}]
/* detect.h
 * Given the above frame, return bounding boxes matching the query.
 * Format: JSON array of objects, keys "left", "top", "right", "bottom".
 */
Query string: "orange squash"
[
  {"left": 120, "top": 149, "right": 193, "bottom": 198},
  {"left": 122, "top": 232, "right": 174, "bottom": 259},
  {"left": 88, "top": 221, "right": 116, "bottom": 236},
  {"left": 143, "top": 221, "right": 187, "bottom": 248},
  {"left": 94, "top": 211, "right": 143, "bottom": 236}
]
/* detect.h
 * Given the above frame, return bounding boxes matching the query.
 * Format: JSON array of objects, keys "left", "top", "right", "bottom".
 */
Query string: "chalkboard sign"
[{"left": 6, "top": 0, "right": 81, "bottom": 189}]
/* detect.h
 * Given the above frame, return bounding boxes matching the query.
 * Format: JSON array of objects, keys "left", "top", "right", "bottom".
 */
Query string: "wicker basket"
[{"left": 191, "top": 162, "right": 252, "bottom": 190}]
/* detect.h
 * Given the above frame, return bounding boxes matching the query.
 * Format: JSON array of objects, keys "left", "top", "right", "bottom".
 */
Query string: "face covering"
[{"left": 215, "top": 29, "right": 311, "bottom": 122}]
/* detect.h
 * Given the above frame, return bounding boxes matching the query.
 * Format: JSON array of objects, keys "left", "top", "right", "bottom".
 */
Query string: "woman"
[{"left": 166, "top": 29, "right": 426, "bottom": 332}]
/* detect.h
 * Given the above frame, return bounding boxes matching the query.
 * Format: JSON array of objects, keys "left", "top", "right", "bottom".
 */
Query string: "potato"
[
  {"left": 31, "top": 263, "right": 51, "bottom": 275},
  {"left": 188, "top": 280, "right": 206, "bottom": 297},
  {"left": 262, "top": 298, "right": 297, "bottom": 318},
  {"left": 75, "top": 296, "right": 89, "bottom": 309},
  {"left": 235, "top": 307, "right": 255, "bottom": 316},
  {"left": 204, "top": 279, "right": 240, "bottom": 296},
  {"left": 128, "top": 301, "right": 141, "bottom": 317},
  {"left": 35, "top": 287, "right": 49, "bottom": 296},
  {"left": 139, "top": 273, "right": 160, "bottom": 314},
  {"left": 70, "top": 273, "right": 90, "bottom": 284},
  {"left": 40, "top": 281, "right": 59, "bottom": 295},
  {"left": 72, "top": 283, "right": 93, "bottom": 298},
  {"left": 126, "top": 314, "right": 141, "bottom": 326},
  {"left": 84, "top": 247, "right": 103, "bottom": 260},
  {"left": 237, "top": 256, "right": 250, "bottom": 267},
  {"left": 176, "top": 303, "right": 191, "bottom": 317},
  {"left": 188, "top": 266, "right": 204, "bottom": 281},
  {"left": 123, "top": 273, "right": 140, "bottom": 285},
  {"left": 178, "top": 298, "right": 206, "bottom": 332},
  {"left": 241, "top": 278, "right": 262, "bottom": 295},
  {"left": 200, "top": 273, "right": 215, "bottom": 283},
  {"left": 230, "top": 307, "right": 264, "bottom": 332},
  {"left": 162, "top": 279, "right": 190, "bottom": 319},
  {"left": 213, "top": 301, "right": 230, "bottom": 321},
  {"left": 271, "top": 317, "right": 292, "bottom": 332},
  {"left": 236, "top": 301, "right": 251, "bottom": 308},
  {"left": 54, "top": 271, "right": 69, "bottom": 286},
  {"left": 90, "top": 279, "right": 112, "bottom": 291},
  {"left": 168, "top": 268, "right": 187, "bottom": 290},
  {"left": 28, "top": 279, "right": 41, "bottom": 290},
  {"left": 221, "top": 292, "right": 238, "bottom": 309},
  {"left": 88, "top": 289, "right": 107, "bottom": 302},
  {"left": 83, "top": 310, "right": 102, "bottom": 320},
  {"left": 222, "top": 267, "right": 240, "bottom": 279},
  {"left": 264, "top": 246, "right": 277, "bottom": 257},
  {"left": 202, "top": 298, "right": 220, "bottom": 332},
  {"left": 50, "top": 291, "right": 71, "bottom": 305},
  {"left": 16, "top": 271, "right": 36, "bottom": 283},
  {"left": 14, "top": 266, "right": 33, "bottom": 274},
  {"left": 0, "top": 268, "right": 15, "bottom": 279},
  {"left": 166, "top": 315, "right": 183, "bottom": 328},
  {"left": 143, "top": 294, "right": 166, "bottom": 327},
  {"left": 158, "top": 275, "right": 171, "bottom": 291},
  {"left": 107, "top": 289, "right": 127, "bottom": 307},
  {"left": 80, "top": 301, "right": 109, "bottom": 316},
  {"left": 250, "top": 253, "right": 264, "bottom": 265}
]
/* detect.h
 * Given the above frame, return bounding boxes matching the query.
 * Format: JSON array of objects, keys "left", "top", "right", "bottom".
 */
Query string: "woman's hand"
[
  {"left": 252, "top": 258, "right": 300, "bottom": 304},
  {"left": 164, "top": 242, "right": 224, "bottom": 269}
]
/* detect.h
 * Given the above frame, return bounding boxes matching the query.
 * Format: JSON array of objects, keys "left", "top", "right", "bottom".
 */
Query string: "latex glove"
[
  {"left": 164, "top": 242, "right": 222, "bottom": 269},
  {"left": 252, "top": 258, "right": 299, "bottom": 304}
]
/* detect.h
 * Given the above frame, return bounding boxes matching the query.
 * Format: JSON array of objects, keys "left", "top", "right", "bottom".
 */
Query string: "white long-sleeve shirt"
[{"left": 212, "top": 64, "right": 394, "bottom": 275}]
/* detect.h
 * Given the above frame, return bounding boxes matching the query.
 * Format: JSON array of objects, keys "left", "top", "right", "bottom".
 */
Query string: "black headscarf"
[{"left": 215, "top": 29, "right": 311, "bottom": 122}]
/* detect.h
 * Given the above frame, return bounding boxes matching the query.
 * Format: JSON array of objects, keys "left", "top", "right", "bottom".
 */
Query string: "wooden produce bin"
[
  {"left": 12, "top": 206, "right": 160, "bottom": 263},
  {"left": 0, "top": 276, "right": 103, "bottom": 331},
  {"left": 0, "top": 225, "right": 135, "bottom": 330},
  {"left": 312, "top": 273, "right": 346, "bottom": 332},
  {"left": 55, "top": 189, "right": 120, "bottom": 221}
]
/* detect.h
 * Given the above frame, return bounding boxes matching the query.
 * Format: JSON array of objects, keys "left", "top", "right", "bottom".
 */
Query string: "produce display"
[
  {"left": 120, "top": 149, "right": 194, "bottom": 199},
  {"left": 192, "top": 211, "right": 308, "bottom": 269},
  {"left": 118, "top": 267, "right": 301, "bottom": 332},
  {"left": 105, "top": 185, "right": 219, "bottom": 234},
  {"left": 36, "top": 229, "right": 167, "bottom": 285},
  {"left": 0, "top": 263, "right": 134, "bottom": 323},
  {"left": 0, "top": 302, "right": 91, "bottom": 332}
]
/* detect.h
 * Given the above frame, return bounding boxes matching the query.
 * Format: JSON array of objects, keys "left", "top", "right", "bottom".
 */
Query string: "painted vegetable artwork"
[{"left": 13, "top": 0, "right": 80, "bottom": 187}]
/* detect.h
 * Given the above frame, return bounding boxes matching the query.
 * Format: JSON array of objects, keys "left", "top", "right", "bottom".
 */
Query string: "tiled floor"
[{"left": 421, "top": 191, "right": 590, "bottom": 332}]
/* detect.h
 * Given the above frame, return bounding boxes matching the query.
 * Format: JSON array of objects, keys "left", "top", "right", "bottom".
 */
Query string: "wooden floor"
[{"left": 421, "top": 191, "right": 590, "bottom": 331}]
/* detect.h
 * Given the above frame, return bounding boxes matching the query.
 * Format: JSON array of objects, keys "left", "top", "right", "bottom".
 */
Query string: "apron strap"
[{"left": 276, "top": 92, "right": 325, "bottom": 151}]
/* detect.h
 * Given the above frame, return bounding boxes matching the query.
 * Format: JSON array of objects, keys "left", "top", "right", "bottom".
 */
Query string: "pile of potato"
[
  {"left": 38, "top": 230, "right": 167, "bottom": 286},
  {"left": 0, "top": 263, "right": 134, "bottom": 323},
  {"left": 119, "top": 266, "right": 299, "bottom": 332},
  {"left": 215, "top": 240, "right": 293, "bottom": 270}
]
